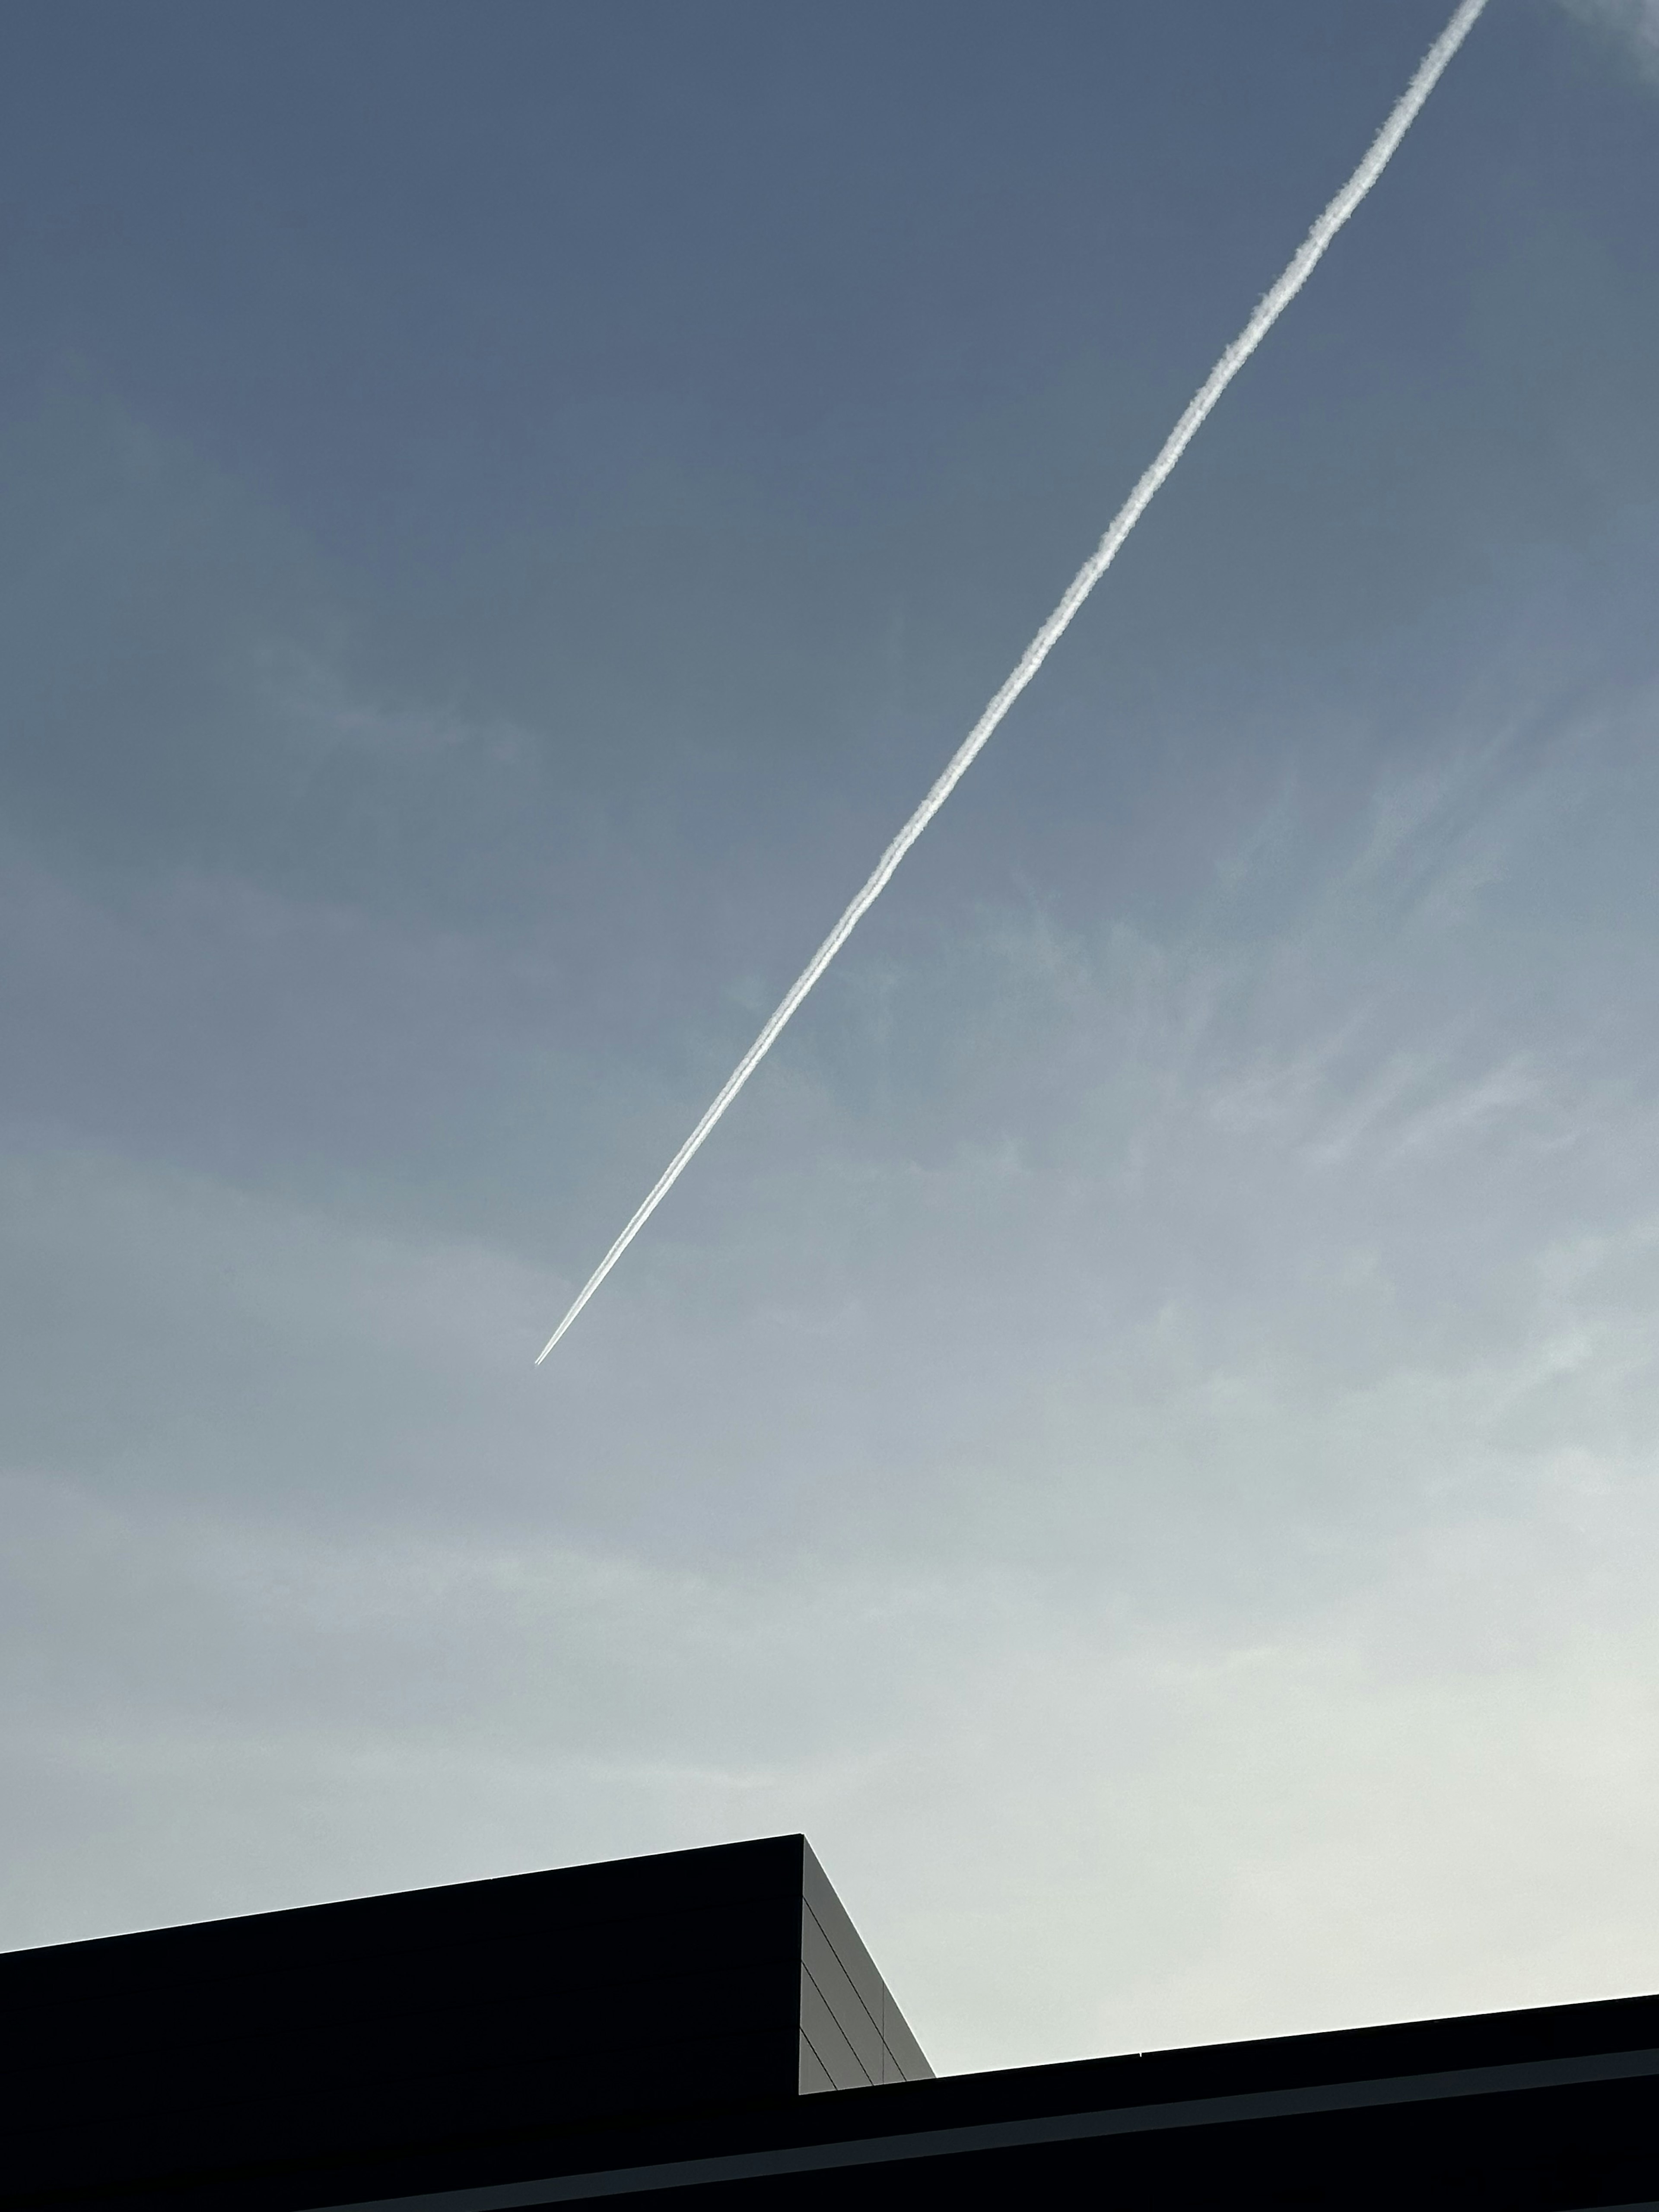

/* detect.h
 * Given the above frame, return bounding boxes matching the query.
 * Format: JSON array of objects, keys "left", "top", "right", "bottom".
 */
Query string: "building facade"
[{"left": 6, "top": 1834, "right": 1656, "bottom": 2209}]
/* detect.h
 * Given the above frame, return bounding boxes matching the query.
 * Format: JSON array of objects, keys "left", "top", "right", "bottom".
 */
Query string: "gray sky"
[{"left": 4, "top": 0, "right": 1659, "bottom": 2075}]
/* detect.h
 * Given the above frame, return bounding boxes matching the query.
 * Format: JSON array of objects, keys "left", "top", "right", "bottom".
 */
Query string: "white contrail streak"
[{"left": 535, "top": 0, "right": 1488, "bottom": 1365}]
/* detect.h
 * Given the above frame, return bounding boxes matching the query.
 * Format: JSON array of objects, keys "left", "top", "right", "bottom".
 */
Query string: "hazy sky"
[{"left": 4, "top": 0, "right": 1659, "bottom": 2075}]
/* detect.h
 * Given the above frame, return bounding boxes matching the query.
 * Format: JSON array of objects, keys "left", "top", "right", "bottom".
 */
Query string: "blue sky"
[{"left": 4, "top": 0, "right": 1659, "bottom": 2072}]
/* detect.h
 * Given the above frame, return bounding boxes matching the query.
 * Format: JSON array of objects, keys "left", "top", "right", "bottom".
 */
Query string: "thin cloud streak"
[{"left": 534, "top": 0, "right": 1491, "bottom": 1364}]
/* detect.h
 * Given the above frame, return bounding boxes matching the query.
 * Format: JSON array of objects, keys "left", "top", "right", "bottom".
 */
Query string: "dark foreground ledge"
[
  {"left": 4, "top": 1834, "right": 1654, "bottom": 2211},
  {"left": 300, "top": 1987, "right": 1659, "bottom": 2212}
]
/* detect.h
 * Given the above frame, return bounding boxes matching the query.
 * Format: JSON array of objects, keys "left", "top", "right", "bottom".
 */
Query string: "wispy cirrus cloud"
[{"left": 1563, "top": 0, "right": 1659, "bottom": 83}]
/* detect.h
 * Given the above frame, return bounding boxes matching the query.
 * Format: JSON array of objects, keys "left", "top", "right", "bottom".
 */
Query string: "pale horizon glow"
[{"left": 534, "top": 0, "right": 1492, "bottom": 1366}]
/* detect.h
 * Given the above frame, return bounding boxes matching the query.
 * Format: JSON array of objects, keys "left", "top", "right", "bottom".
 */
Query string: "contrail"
[{"left": 535, "top": 0, "right": 1488, "bottom": 1365}]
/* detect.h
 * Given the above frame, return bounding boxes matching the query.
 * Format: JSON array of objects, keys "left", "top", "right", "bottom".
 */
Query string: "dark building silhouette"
[{"left": 5, "top": 1832, "right": 1657, "bottom": 2209}]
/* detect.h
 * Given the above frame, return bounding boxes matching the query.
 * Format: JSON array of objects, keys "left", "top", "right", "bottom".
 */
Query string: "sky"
[{"left": 3, "top": 0, "right": 1659, "bottom": 2077}]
